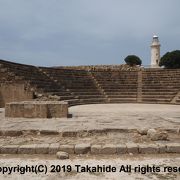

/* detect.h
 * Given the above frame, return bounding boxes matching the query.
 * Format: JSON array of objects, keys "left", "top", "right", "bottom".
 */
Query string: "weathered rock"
[
  {"left": 166, "top": 143, "right": 180, "bottom": 153},
  {"left": 101, "top": 144, "right": 117, "bottom": 154},
  {"left": 59, "top": 145, "right": 74, "bottom": 154},
  {"left": 56, "top": 151, "right": 69, "bottom": 159},
  {"left": 36, "top": 144, "right": 49, "bottom": 154},
  {"left": 137, "top": 128, "right": 148, "bottom": 135},
  {"left": 75, "top": 144, "right": 91, "bottom": 154},
  {"left": 116, "top": 144, "right": 127, "bottom": 154},
  {"left": 0, "top": 145, "right": 19, "bottom": 154},
  {"left": 157, "top": 143, "right": 166, "bottom": 153},
  {"left": 139, "top": 144, "right": 159, "bottom": 154},
  {"left": 126, "top": 143, "right": 139, "bottom": 154},
  {"left": 91, "top": 145, "right": 102, "bottom": 154},
  {"left": 49, "top": 143, "right": 60, "bottom": 154},
  {"left": 18, "top": 144, "right": 37, "bottom": 154},
  {"left": 147, "top": 129, "right": 168, "bottom": 141}
]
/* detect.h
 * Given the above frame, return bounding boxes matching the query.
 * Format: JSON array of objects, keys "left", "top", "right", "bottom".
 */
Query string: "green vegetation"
[
  {"left": 159, "top": 50, "right": 180, "bottom": 68},
  {"left": 124, "top": 55, "right": 142, "bottom": 66}
]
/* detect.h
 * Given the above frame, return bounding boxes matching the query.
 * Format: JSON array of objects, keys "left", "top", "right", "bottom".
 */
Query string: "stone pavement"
[
  {"left": 0, "top": 104, "right": 179, "bottom": 155},
  {"left": 0, "top": 104, "right": 180, "bottom": 132}
]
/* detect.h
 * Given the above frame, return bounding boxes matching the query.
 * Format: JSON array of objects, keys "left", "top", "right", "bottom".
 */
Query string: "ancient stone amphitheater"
[
  {"left": 0, "top": 59, "right": 180, "bottom": 163},
  {"left": 0, "top": 59, "right": 180, "bottom": 107}
]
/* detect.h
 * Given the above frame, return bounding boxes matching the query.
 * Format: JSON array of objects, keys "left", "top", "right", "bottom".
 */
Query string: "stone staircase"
[
  {"left": 0, "top": 60, "right": 74, "bottom": 101},
  {"left": 91, "top": 70, "right": 138, "bottom": 103},
  {"left": 142, "top": 69, "right": 180, "bottom": 104},
  {"left": 1, "top": 59, "right": 180, "bottom": 106},
  {"left": 40, "top": 67, "right": 107, "bottom": 105}
]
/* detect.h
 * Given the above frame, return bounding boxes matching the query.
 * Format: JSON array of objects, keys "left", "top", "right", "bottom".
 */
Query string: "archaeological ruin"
[
  {"left": 0, "top": 58, "right": 180, "bottom": 157},
  {"left": 0, "top": 59, "right": 180, "bottom": 110}
]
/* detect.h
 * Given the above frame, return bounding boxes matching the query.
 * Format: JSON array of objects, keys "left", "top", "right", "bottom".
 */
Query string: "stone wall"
[
  {"left": 5, "top": 101, "right": 68, "bottom": 118},
  {"left": 0, "top": 83, "right": 34, "bottom": 108}
]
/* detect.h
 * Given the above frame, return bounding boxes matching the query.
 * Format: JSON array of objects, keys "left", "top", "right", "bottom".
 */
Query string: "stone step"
[
  {"left": 44, "top": 91, "right": 72, "bottom": 96},
  {"left": 106, "top": 92, "right": 137, "bottom": 95},
  {"left": 142, "top": 89, "right": 177, "bottom": 92},
  {"left": 69, "top": 88, "right": 100, "bottom": 92},
  {"left": 78, "top": 95, "right": 105, "bottom": 99},
  {"left": 59, "top": 96, "right": 75, "bottom": 100},
  {"left": 142, "top": 98, "right": 171, "bottom": 103},
  {"left": 107, "top": 95, "right": 137, "bottom": 98},
  {"left": 142, "top": 85, "right": 180, "bottom": 88},
  {"left": 142, "top": 95, "right": 173, "bottom": 98},
  {"left": 104, "top": 89, "right": 137, "bottom": 92},
  {"left": 109, "top": 98, "right": 137, "bottom": 102},
  {"left": 142, "top": 92, "right": 176, "bottom": 95},
  {"left": 79, "top": 98, "right": 107, "bottom": 103},
  {"left": 73, "top": 91, "right": 103, "bottom": 95}
]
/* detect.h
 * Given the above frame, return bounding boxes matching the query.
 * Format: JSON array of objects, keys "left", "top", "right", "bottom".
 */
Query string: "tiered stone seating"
[
  {"left": 142, "top": 69, "right": 180, "bottom": 103},
  {"left": 0, "top": 60, "right": 73, "bottom": 100},
  {"left": 91, "top": 70, "right": 138, "bottom": 103},
  {"left": 40, "top": 67, "right": 106, "bottom": 105},
  {"left": 1, "top": 59, "right": 180, "bottom": 106}
]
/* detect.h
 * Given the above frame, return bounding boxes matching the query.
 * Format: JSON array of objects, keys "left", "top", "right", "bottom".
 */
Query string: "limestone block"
[
  {"left": 139, "top": 144, "right": 159, "bottom": 154},
  {"left": 5, "top": 101, "right": 68, "bottom": 118},
  {"left": 75, "top": 144, "right": 91, "bottom": 154},
  {"left": 2, "top": 130, "right": 23, "bottom": 136},
  {"left": 157, "top": 143, "right": 166, "bottom": 153},
  {"left": 5, "top": 103, "right": 24, "bottom": 117},
  {"left": 59, "top": 145, "right": 74, "bottom": 154},
  {"left": 56, "top": 151, "right": 69, "bottom": 159},
  {"left": 116, "top": 144, "right": 127, "bottom": 154},
  {"left": 18, "top": 144, "right": 37, "bottom": 154},
  {"left": 0, "top": 145, "right": 19, "bottom": 154},
  {"left": 126, "top": 143, "right": 139, "bottom": 154},
  {"left": 36, "top": 144, "right": 49, "bottom": 154},
  {"left": 166, "top": 143, "right": 180, "bottom": 153},
  {"left": 101, "top": 144, "right": 117, "bottom": 154},
  {"left": 47, "top": 102, "right": 68, "bottom": 118},
  {"left": 91, "top": 145, "right": 102, "bottom": 154},
  {"left": 40, "top": 130, "right": 59, "bottom": 135},
  {"left": 49, "top": 143, "right": 60, "bottom": 154}
]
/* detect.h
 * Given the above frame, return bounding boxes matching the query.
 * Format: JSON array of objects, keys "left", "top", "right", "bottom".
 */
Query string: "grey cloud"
[{"left": 0, "top": 0, "right": 179, "bottom": 66}]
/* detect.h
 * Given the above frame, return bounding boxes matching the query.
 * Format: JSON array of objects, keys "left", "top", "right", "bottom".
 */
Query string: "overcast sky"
[{"left": 0, "top": 0, "right": 179, "bottom": 67}]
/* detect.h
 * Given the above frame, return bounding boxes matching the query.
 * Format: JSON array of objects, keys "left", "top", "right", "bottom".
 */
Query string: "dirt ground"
[{"left": 0, "top": 154, "right": 179, "bottom": 180}]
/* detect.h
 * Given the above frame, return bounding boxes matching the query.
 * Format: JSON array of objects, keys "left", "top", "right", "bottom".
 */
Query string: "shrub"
[
  {"left": 124, "top": 55, "right": 142, "bottom": 66},
  {"left": 159, "top": 50, "right": 180, "bottom": 68}
]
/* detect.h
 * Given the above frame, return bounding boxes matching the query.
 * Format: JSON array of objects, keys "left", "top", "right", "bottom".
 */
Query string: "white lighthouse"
[{"left": 151, "top": 35, "right": 161, "bottom": 67}]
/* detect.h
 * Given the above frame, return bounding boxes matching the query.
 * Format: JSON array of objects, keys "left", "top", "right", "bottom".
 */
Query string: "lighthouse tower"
[{"left": 151, "top": 35, "right": 161, "bottom": 67}]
